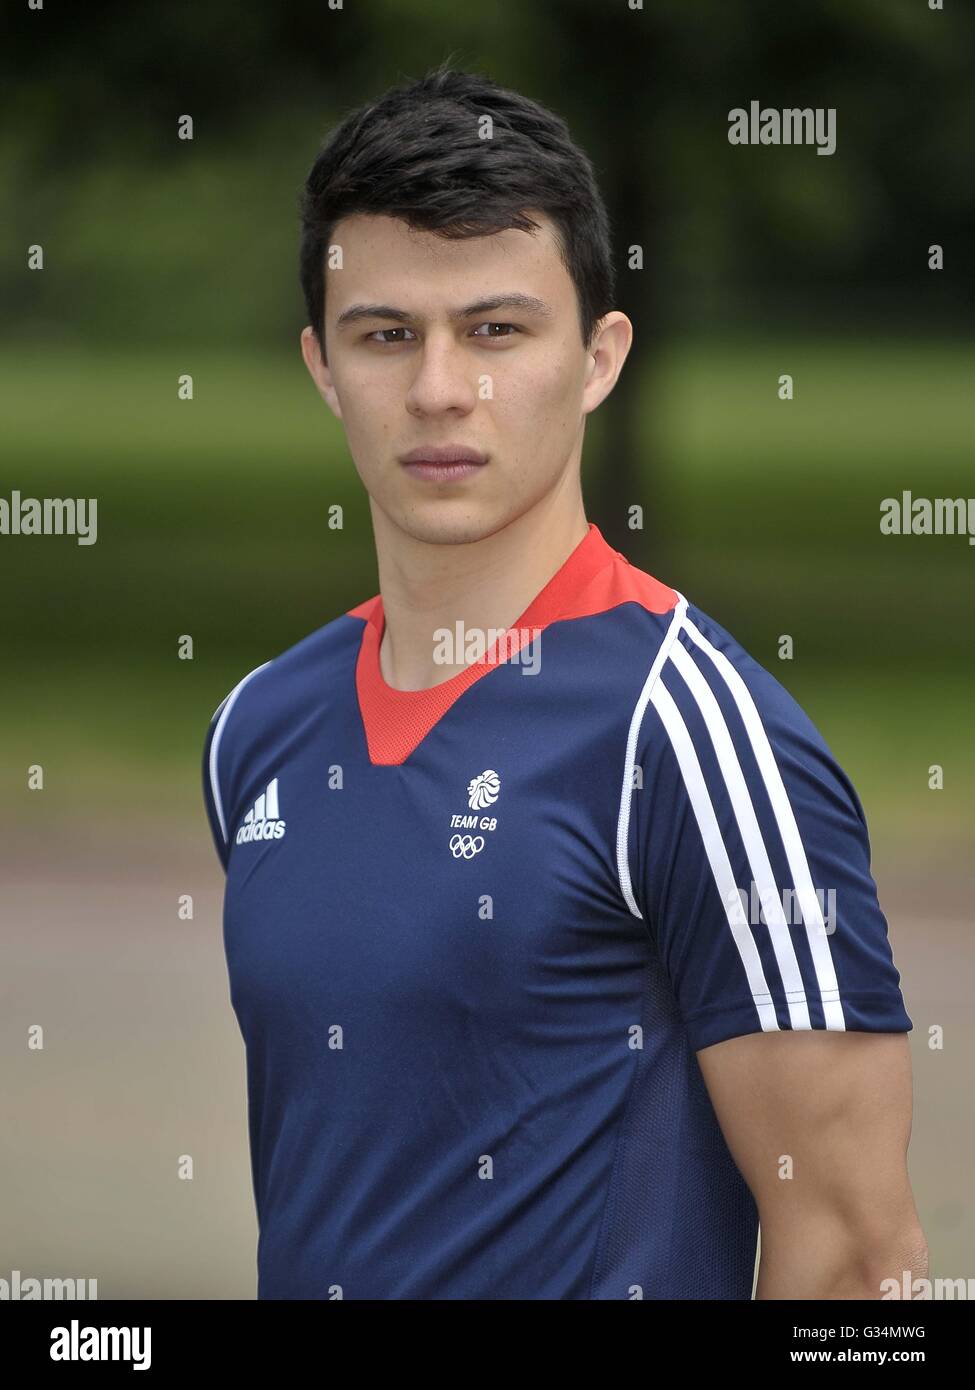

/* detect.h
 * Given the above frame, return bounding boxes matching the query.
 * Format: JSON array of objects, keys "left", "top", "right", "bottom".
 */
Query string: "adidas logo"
[{"left": 235, "top": 777, "right": 286, "bottom": 844}]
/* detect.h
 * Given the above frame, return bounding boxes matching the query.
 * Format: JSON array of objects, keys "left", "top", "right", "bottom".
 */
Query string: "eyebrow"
[{"left": 334, "top": 293, "right": 555, "bottom": 331}]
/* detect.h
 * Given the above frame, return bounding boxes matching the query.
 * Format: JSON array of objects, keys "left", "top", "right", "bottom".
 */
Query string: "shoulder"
[
  {"left": 589, "top": 543, "right": 829, "bottom": 772},
  {"left": 202, "top": 607, "right": 367, "bottom": 842},
  {"left": 635, "top": 594, "right": 863, "bottom": 822},
  {"left": 205, "top": 607, "right": 365, "bottom": 742}
]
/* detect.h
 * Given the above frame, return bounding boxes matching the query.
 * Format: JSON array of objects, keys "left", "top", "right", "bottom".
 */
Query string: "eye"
[
  {"left": 366, "top": 327, "right": 417, "bottom": 344},
  {"left": 471, "top": 322, "right": 519, "bottom": 338}
]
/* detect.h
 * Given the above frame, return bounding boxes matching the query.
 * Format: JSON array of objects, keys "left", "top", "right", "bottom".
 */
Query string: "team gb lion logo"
[{"left": 467, "top": 769, "right": 501, "bottom": 811}]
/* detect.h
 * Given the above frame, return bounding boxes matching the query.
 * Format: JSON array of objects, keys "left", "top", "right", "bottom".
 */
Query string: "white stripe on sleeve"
[
  {"left": 681, "top": 616, "right": 845, "bottom": 1029},
  {"left": 208, "top": 661, "right": 272, "bottom": 844},
  {"left": 669, "top": 638, "right": 811, "bottom": 1029},
  {"left": 649, "top": 678, "right": 781, "bottom": 1034}
]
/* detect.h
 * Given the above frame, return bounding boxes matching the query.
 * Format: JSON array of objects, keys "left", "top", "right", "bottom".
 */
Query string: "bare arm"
[{"left": 696, "top": 1030, "right": 927, "bottom": 1299}]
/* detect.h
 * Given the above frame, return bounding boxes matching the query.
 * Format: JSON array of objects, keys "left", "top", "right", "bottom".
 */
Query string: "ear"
[
  {"left": 300, "top": 325, "right": 342, "bottom": 420},
  {"left": 581, "top": 312, "right": 633, "bottom": 416}
]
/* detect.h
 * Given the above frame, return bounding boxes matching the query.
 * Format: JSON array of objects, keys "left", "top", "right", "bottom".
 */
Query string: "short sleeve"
[
  {"left": 200, "top": 658, "right": 273, "bottom": 875},
  {"left": 628, "top": 606, "right": 913, "bottom": 1053},
  {"left": 202, "top": 694, "right": 232, "bottom": 873}
]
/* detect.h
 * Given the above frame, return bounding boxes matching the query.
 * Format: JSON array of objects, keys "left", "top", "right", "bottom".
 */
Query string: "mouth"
[{"left": 399, "top": 445, "right": 488, "bottom": 483}]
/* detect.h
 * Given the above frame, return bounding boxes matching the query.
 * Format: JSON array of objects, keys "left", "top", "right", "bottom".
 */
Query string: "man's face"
[{"left": 300, "top": 211, "right": 629, "bottom": 546}]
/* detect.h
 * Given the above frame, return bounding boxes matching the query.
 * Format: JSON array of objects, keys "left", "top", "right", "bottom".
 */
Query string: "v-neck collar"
[{"left": 346, "top": 522, "right": 676, "bottom": 765}]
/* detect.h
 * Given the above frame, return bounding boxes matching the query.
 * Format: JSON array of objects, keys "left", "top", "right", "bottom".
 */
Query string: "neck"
[{"left": 371, "top": 491, "right": 590, "bottom": 692}]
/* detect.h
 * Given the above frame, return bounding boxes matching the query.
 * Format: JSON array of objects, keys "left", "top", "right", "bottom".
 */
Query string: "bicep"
[{"left": 696, "top": 1030, "right": 916, "bottom": 1243}]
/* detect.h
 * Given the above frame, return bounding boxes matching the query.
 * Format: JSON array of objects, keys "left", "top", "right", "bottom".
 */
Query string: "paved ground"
[{"left": 2, "top": 818, "right": 971, "bottom": 1299}]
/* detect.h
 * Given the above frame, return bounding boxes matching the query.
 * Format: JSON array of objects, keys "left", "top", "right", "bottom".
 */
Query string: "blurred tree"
[{"left": 2, "top": 0, "right": 972, "bottom": 569}]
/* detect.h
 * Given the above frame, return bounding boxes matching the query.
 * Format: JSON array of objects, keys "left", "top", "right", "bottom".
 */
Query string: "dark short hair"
[{"left": 298, "top": 62, "right": 615, "bottom": 359}]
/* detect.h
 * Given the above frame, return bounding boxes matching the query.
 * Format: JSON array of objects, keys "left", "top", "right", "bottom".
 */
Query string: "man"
[{"left": 202, "top": 64, "right": 926, "bottom": 1300}]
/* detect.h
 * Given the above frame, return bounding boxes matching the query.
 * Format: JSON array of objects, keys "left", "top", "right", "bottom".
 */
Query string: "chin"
[{"left": 389, "top": 502, "right": 517, "bottom": 548}]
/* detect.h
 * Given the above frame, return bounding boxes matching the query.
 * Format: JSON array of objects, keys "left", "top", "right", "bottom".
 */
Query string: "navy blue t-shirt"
[{"left": 202, "top": 522, "right": 912, "bottom": 1299}]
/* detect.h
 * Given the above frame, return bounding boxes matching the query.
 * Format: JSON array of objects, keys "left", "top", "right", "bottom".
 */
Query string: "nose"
[{"left": 405, "top": 330, "right": 478, "bottom": 416}]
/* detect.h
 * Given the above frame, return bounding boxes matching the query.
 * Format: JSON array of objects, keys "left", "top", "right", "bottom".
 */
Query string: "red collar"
[{"left": 346, "top": 522, "right": 677, "bottom": 765}]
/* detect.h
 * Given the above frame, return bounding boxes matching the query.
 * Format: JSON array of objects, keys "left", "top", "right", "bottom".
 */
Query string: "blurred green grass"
[
  {"left": 650, "top": 335, "right": 975, "bottom": 662},
  {"left": 3, "top": 662, "right": 969, "bottom": 849},
  {"left": 2, "top": 338, "right": 971, "bottom": 841}
]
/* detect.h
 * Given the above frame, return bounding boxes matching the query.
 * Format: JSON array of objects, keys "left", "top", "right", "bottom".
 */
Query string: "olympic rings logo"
[{"left": 449, "top": 834, "right": 485, "bottom": 859}]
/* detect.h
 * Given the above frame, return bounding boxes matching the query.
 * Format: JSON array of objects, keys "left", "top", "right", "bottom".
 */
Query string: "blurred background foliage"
[{"left": 1, "top": 0, "right": 973, "bottom": 841}]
